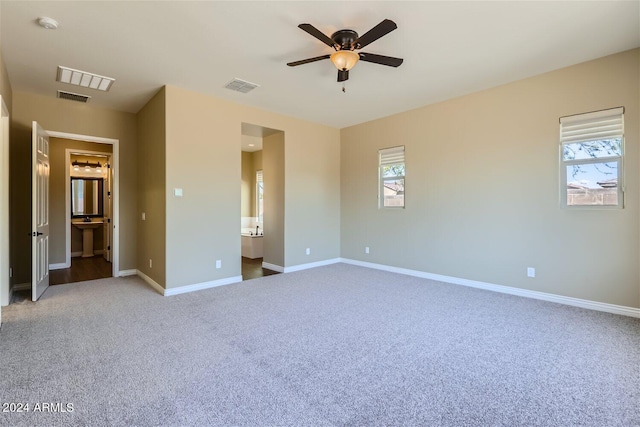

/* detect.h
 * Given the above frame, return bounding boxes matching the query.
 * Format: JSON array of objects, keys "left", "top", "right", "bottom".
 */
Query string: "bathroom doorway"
[
  {"left": 48, "top": 135, "right": 117, "bottom": 286},
  {"left": 240, "top": 123, "right": 284, "bottom": 280}
]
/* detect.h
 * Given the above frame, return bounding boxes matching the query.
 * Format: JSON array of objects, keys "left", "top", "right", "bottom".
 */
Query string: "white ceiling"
[{"left": 1, "top": 1, "right": 638, "bottom": 129}]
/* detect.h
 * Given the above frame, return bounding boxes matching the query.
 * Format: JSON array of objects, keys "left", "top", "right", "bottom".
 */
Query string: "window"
[
  {"left": 560, "top": 107, "right": 624, "bottom": 207},
  {"left": 256, "top": 170, "right": 264, "bottom": 221},
  {"left": 379, "top": 146, "right": 405, "bottom": 208}
]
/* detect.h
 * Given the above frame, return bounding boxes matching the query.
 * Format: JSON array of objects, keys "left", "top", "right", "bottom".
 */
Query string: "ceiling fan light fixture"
[{"left": 330, "top": 50, "right": 359, "bottom": 71}]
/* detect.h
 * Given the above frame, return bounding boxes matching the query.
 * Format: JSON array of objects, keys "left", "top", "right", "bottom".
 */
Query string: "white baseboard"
[
  {"left": 283, "top": 258, "right": 341, "bottom": 273},
  {"left": 262, "top": 262, "right": 284, "bottom": 273},
  {"left": 136, "top": 270, "right": 164, "bottom": 295},
  {"left": 340, "top": 258, "right": 640, "bottom": 318},
  {"left": 12, "top": 282, "right": 30, "bottom": 291},
  {"left": 118, "top": 269, "right": 137, "bottom": 277},
  {"left": 135, "top": 270, "right": 242, "bottom": 297},
  {"left": 164, "top": 276, "right": 243, "bottom": 296},
  {"left": 49, "top": 262, "right": 70, "bottom": 270},
  {"left": 71, "top": 250, "right": 103, "bottom": 258}
]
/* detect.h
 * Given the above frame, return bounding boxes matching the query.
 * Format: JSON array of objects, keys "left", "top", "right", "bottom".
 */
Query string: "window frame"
[
  {"left": 378, "top": 146, "right": 405, "bottom": 209},
  {"left": 559, "top": 108, "right": 625, "bottom": 209}
]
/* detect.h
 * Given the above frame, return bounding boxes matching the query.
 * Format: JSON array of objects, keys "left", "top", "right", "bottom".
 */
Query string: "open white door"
[
  {"left": 104, "top": 160, "right": 112, "bottom": 262},
  {"left": 0, "top": 96, "right": 9, "bottom": 320},
  {"left": 32, "top": 121, "right": 50, "bottom": 301}
]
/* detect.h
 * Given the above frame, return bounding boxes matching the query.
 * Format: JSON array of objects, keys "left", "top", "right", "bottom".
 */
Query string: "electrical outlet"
[
  {"left": 365, "top": 247, "right": 370, "bottom": 254},
  {"left": 527, "top": 267, "right": 535, "bottom": 278},
  {"left": 149, "top": 259, "right": 152, "bottom": 268},
  {"left": 305, "top": 248, "right": 310, "bottom": 255},
  {"left": 216, "top": 260, "right": 222, "bottom": 269}
]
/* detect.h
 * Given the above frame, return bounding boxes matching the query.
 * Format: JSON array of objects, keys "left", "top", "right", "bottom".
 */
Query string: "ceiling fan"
[{"left": 287, "top": 19, "right": 404, "bottom": 83}]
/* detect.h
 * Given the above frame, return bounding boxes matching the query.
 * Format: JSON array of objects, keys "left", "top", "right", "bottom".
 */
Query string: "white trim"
[
  {"left": 163, "top": 276, "right": 243, "bottom": 296},
  {"left": 136, "top": 269, "right": 164, "bottom": 295},
  {"left": 262, "top": 262, "right": 284, "bottom": 273},
  {"left": 118, "top": 269, "right": 137, "bottom": 277},
  {"left": 340, "top": 258, "right": 640, "bottom": 318},
  {"left": 12, "top": 282, "right": 31, "bottom": 292},
  {"left": 135, "top": 270, "right": 242, "bottom": 296},
  {"left": 49, "top": 262, "right": 69, "bottom": 270},
  {"left": 51, "top": 131, "right": 119, "bottom": 279},
  {"left": 71, "top": 251, "right": 82, "bottom": 258},
  {"left": 283, "top": 258, "right": 341, "bottom": 273}
]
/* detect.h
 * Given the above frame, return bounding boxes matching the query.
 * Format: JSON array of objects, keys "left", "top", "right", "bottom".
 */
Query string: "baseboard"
[
  {"left": 340, "top": 258, "right": 640, "bottom": 318},
  {"left": 118, "top": 269, "right": 137, "bottom": 277},
  {"left": 135, "top": 270, "right": 242, "bottom": 297},
  {"left": 12, "top": 282, "right": 30, "bottom": 291},
  {"left": 71, "top": 250, "right": 103, "bottom": 258},
  {"left": 136, "top": 270, "right": 164, "bottom": 295},
  {"left": 262, "top": 262, "right": 284, "bottom": 273},
  {"left": 49, "top": 262, "right": 70, "bottom": 270},
  {"left": 283, "top": 258, "right": 342, "bottom": 273},
  {"left": 164, "top": 276, "right": 243, "bottom": 296}
]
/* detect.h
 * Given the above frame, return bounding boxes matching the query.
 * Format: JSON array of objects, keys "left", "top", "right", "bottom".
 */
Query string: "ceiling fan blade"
[
  {"left": 287, "top": 55, "right": 331, "bottom": 67},
  {"left": 298, "top": 24, "right": 338, "bottom": 49},
  {"left": 337, "top": 70, "right": 349, "bottom": 82},
  {"left": 358, "top": 52, "right": 403, "bottom": 67},
  {"left": 354, "top": 19, "right": 397, "bottom": 49}
]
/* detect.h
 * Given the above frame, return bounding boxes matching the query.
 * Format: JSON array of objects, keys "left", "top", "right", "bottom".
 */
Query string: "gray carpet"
[{"left": 0, "top": 263, "right": 638, "bottom": 426}]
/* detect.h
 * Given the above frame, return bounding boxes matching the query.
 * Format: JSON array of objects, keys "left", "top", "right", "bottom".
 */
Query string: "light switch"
[
  {"left": 174, "top": 188, "right": 183, "bottom": 197},
  {"left": 141, "top": 212, "right": 146, "bottom": 221}
]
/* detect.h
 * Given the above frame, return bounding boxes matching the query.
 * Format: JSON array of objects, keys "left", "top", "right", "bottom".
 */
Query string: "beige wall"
[
  {"left": 11, "top": 91, "right": 138, "bottom": 286},
  {"left": 49, "top": 139, "right": 112, "bottom": 263},
  {"left": 136, "top": 88, "right": 166, "bottom": 287},
  {"left": 263, "top": 133, "right": 285, "bottom": 267},
  {"left": 163, "top": 85, "right": 340, "bottom": 289},
  {"left": 341, "top": 49, "right": 640, "bottom": 308},
  {"left": 241, "top": 150, "right": 263, "bottom": 217},
  {"left": 241, "top": 151, "right": 254, "bottom": 217}
]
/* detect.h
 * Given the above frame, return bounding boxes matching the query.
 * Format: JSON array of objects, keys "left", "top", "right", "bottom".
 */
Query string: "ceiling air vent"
[
  {"left": 224, "top": 78, "right": 259, "bottom": 94},
  {"left": 57, "top": 90, "right": 91, "bottom": 103}
]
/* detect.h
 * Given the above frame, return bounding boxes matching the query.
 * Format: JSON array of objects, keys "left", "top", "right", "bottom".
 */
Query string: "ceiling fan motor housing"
[{"left": 331, "top": 29, "right": 359, "bottom": 50}]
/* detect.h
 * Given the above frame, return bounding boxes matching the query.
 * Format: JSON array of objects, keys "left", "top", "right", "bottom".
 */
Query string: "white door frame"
[
  {"left": 0, "top": 96, "right": 9, "bottom": 313},
  {"left": 62, "top": 148, "right": 112, "bottom": 268},
  {"left": 47, "top": 131, "right": 120, "bottom": 277}
]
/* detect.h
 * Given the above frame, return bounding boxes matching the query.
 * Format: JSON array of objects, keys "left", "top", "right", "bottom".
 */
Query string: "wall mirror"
[{"left": 71, "top": 178, "right": 104, "bottom": 217}]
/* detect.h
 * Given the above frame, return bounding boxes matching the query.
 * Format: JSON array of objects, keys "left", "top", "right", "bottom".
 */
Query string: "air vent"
[
  {"left": 57, "top": 90, "right": 91, "bottom": 103},
  {"left": 224, "top": 78, "right": 259, "bottom": 94}
]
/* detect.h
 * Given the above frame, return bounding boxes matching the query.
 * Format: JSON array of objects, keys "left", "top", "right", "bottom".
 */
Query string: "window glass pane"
[
  {"left": 566, "top": 162, "right": 618, "bottom": 206},
  {"left": 382, "top": 163, "right": 405, "bottom": 178},
  {"left": 562, "top": 138, "right": 622, "bottom": 161},
  {"left": 383, "top": 178, "right": 404, "bottom": 207}
]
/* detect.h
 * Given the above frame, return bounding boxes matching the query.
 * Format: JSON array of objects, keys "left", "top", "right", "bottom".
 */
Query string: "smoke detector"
[{"left": 37, "top": 17, "right": 59, "bottom": 30}]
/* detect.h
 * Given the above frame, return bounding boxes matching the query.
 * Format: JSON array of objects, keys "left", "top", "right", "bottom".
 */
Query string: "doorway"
[
  {"left": 240, "top": 123, "right": 284, "bottom": 280},
  {"left": 49, "top": 147, "right": 114, "bottom": 285},
  {"left": 37, "top": 131, "right": 119, "bottom": 293}
]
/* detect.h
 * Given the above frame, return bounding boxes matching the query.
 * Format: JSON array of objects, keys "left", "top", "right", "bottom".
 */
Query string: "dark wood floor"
[
  {"left": 50, "top": 256, "right": 112, "bottom": 285},
  {"left": 242, "top": 257, "right": 279, "bottom": 281}
]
